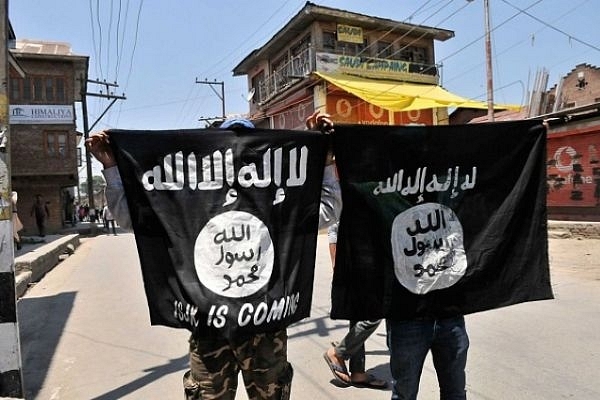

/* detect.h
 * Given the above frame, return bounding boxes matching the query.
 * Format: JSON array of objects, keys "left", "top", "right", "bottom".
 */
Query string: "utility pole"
[
  {"left": 0, "top": 0, "right": 24, "bottom": 396},
  {"left": 484, "top": 0, "right": 495, "bottom": 121},
  {"left": 80, "top": 78, "right": 126, "bottom": 211},
  {"left": 195, "top": 78, "right": 225, "bottom": 124}
]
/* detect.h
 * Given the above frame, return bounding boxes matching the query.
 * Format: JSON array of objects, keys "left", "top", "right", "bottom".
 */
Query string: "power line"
[
  {"left": 114, "top": 0, "right": 129, "bottom": 81},
  {"left": 198, "top": 0, "right": 304, "bottom": 79},
  {"left": 106, "top": 0, "right": 114, "bottom": 79},
  {"left": 501, "top": 0, "right": 600, "bottom": 53},
  {"left": 123, "top": 0, "right": 144, "bottom": 91},
  {"left": 95, "top": 0, "right": 104, "bottom": 79},
  {"left": 88, "top": 0, "right": 101, "bottom": 80}
]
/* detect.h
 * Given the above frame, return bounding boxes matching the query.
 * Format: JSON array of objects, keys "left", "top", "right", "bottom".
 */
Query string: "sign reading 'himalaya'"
[
  {"left": 109, "top": 128, "right": 329, "bottom": 339},
  {"left": 330, "top": 121, "right": 553, "bottom": 321},
  {"left": 10, "top": 105, "right": 74, "bottom": 124}
]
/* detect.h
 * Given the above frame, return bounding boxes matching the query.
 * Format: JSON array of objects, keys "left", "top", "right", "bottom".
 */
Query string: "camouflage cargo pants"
[{"left": 183, "top": 329, "right": 293, "bottom": 400}]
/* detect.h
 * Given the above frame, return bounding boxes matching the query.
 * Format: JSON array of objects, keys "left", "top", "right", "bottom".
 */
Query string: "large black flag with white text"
[
  {"left": 109, "top": 128, "right": 328, "bottom": 339},
  {"left": 330, "top": 121, "right": 553, "bottom": 320}
]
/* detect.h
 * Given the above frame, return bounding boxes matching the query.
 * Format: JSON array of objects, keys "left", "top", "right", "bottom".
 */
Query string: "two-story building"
[
  {"left": 541, "top": 64, "right": 600, "bottom": 221},
  {"left": 232, "top": 2, "right": 498, "bottom": 129},
  {"left": 9, "top": 39, "right": 88, "bottom": 234}
]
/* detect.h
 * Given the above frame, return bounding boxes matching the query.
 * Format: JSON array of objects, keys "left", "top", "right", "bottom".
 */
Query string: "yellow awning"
[{"left": 314, "top": 71, "right": 521, "bottom": 112}]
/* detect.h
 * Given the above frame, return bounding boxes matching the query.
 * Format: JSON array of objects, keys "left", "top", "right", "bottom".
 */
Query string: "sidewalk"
[{"left": 13, "top": 221, "right": 120, "bottom": 298}]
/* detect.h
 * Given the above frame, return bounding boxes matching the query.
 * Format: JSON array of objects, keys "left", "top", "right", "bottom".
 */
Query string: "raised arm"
[
  {"left": 306, "top": 111, "right": 342, "bottom": 229},
  {"left": 85, "top": 132, "right": 132, "bottom": 230}
]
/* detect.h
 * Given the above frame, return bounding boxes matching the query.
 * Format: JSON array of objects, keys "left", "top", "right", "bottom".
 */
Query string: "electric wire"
[
  {"left": 95, "top": 0, "right": 104, "bottom": 80},
  {"left": 88, "top": 0, "right": 101, "bottom": 81},
  {"left": 443, "top": 0, "right": 587, "bottom": 103},
  {"left": 198, "top": 0, "right": 304, "bottom": 79},
  {"left": 123, "top": 0, "right": 144, "bottom": 98},
  {"left": 83, "top": 1, "right": 595, "bottom": 129},
  {"left": 114, "top": 0, "right": 124, "bottom": 81},
  {"left": 106, "top": 0, "right": 113, "bottom": 82},
  {"left": 264, "top": 1, "right": 474, "bottom": 122},
  {"left": 501, "top": 0, "right": 600, "bottom": 53}
]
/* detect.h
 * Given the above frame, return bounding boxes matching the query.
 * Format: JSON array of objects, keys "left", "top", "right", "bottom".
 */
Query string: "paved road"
[{"left": 17, "top": 234, "right": 600, "bottom": 399}]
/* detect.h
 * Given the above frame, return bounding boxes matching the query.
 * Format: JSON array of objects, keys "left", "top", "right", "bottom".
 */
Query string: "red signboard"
[
  {"left": 326, "top": 92, "right": 433, "bottom": 126},
  {"left": 547, "top": 129, "right": 600, "bottom": 207},
  {"left": 271, "top": 98, "right": 314, "bottom": 130}
]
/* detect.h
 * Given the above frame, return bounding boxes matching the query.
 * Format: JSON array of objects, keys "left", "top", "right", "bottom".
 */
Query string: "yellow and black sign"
[{"left": 337, "top": 24, "right": 363, "bottom": 44}]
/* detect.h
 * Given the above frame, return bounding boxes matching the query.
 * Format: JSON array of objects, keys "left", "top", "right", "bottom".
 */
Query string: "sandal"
[
  {"left": 351, "top": 374, "right": 388, "bottom": 389},
  {"left": 322, "top": 351, "right": 350, "bottom": 386}
]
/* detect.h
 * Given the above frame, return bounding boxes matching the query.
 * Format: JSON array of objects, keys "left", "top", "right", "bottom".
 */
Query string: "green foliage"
[{"left": 79, "top": 175, "right": 106, "bottom": 195}]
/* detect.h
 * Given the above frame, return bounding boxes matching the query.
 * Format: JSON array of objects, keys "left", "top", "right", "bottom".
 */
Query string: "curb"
[
  {"left": 547, "top": 221, "right": 600, "bottom": 239},
  {"left": 14, "top": 234, "right": 81, "bottom": 299}
]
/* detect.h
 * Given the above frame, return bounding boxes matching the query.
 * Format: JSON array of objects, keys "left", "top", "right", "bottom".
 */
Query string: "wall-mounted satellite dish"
[{"left": 245, "top": 88, "right": 256, "bottom": 102}]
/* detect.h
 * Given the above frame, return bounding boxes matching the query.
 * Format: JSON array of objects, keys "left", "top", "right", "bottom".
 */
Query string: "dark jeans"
[
  {"left": 387, "top": 316, "right": 469, "bottom": 400},
  {"left": 35, "top": 217, "right": 46, "bottom": 236},
  {"left": 105, "top": 219, "right": 117, "bottom": 235}
]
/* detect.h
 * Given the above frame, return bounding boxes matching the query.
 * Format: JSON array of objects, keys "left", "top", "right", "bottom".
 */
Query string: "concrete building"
[
  {"left": 232, "top": 2, "right": 496, "bottom": 129},
  {"left": 545, "top": 63, "right": 600, "bottom": 113},
  {"left": 9, "top": 39, "right": 88, "bottom": 234},
  {"left": 459, "top": 63, "right": 600, "bottom": 221}
]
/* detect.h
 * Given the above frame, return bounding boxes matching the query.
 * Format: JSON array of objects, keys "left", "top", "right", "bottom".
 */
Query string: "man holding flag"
[
  {"left": 329, "top": 120, "right": 552, "bottom": 400},
  {"left": 86, "top": 112, "right": 340, "bottom": 400}
]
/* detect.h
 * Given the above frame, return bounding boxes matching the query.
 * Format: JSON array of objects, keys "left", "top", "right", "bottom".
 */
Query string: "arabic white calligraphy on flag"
[
  {"left": 331, "top": 121, "right": 553, "bottom": 321},
  {"left": 109, "top": 128, "right": 329, "bottom": 339}
]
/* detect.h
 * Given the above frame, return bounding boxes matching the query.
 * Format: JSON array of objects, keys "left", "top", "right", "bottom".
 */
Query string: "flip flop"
[
  {"left": 322, "top": 351, "right": 350, "bottom": 386},
  {"left": 351, "top": 375, "right": 388, "bottom": 390}
]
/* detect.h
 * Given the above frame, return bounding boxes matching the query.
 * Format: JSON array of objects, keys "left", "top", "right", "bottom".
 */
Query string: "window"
[
  {"left": 322, "top": 31, "right": 367, "bottom": 56},
  {"left": 46, "top": 133, "right": 56, "bottom": 156},
  {"left": 9, "top": 75, "right": 67, "bottom": 103},
  {"left": 45, "top": 131, "right": 68, "bottom": 157},
  {"left": 291, "top": 35, "right": 311, "bottom": 77},
  {"left": 272, "top": 56, "right": 287, "bottom": 90},
  {"left": 33, "top": 77, "right": 43, "bottom": 101},
  {"left": 323, "top": 32, "right": 336, "bottom": 52},
  {"left": 56, "top": 78, "right": 66, "bottom": 102},
  {"left": 9, "top": 78, "right": 21, "bottom": 102},
  {"left": 251, "top": 70, "right": 264, "bottom": 103},
  {"left": 399, "top": 46, "right": 428, "bottom": 64},
  {"left": 291, "top": 35, "right": 310, "bottom": 57},
  {"left": 377, "top": 41, "right": 393, "bottom": 58},
  {"left": 23, "top": 78, "right": 31, "bottom": 101}
]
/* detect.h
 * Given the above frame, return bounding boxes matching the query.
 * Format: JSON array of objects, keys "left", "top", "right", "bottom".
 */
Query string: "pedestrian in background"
[
  {"left": 12, "top": 191, "right": 23, "bottom": 250},
  {"left": 102, "top": 204, "right": 117, "bottom": 235},
  {"left": 30, "top": 194, "right": 49, "bottom": 237},
  {"left": 323, "top": 220, "right": 387, "bottom": 389}
]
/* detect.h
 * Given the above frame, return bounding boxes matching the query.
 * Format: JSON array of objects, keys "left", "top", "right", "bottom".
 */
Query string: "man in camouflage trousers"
[
  {"left": 183, "top": 330, "right": 292, "bottom": 399},
  {"left": 87, "top": 112, "right": 338, "bottom": 399}
]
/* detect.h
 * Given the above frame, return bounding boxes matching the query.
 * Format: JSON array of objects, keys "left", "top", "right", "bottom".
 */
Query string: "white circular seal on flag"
[
  {"left": 391, "top": 203, "right": 467, "bottom": 294},
  {"left": 194, "top": 210, "right": 274, "bottom": 298}
]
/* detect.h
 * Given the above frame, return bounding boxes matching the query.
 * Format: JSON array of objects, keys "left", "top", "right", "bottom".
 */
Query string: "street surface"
[{"left": 17, "top": 233, "right": 600, "bottom": 399}]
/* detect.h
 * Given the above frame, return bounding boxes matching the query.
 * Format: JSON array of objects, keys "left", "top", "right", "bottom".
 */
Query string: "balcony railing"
[
  {"left": 258, "top": 49, "right": 314, "bottom": 104},
  {"left": 256, "top": 47, "right": 441, "bottom": 105}
]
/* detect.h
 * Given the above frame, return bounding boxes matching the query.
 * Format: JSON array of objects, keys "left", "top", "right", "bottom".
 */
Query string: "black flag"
[
  {"left": 109, "top": 128, "right": 329, "bottom": 339},
  {"left": 331, "top": 121, "right": 553, "bottom": 321}
]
